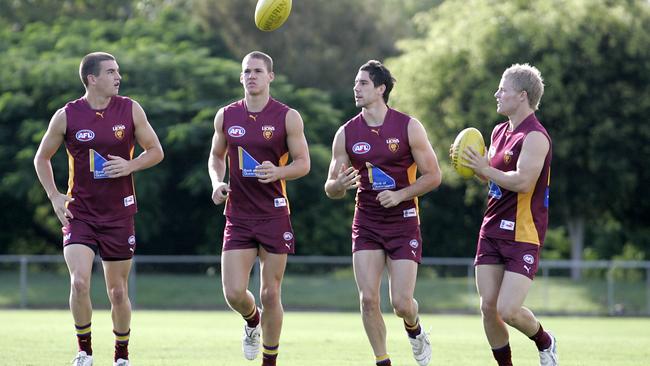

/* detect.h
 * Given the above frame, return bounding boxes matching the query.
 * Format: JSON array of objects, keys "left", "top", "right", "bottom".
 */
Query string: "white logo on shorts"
[
  {"left": 124, "top": 195, "right": 135, "bottom": 207},
  {"left": 409, "top": 239, "right": 419, "bottom": 249},
  {"left": 274, "top": 198, "right": 287, "bottom": 207},
  {"left": 283, "top": 232, "right": 293, "bottom": 241},
  {"left": 403, "top": 208, "right": 417, "bottom": 218},
  {"left": 499, "top": 220, "right": 515, "bottom": 231},
  {"left": 523, "top": 254, "right": 535, "bottom": 265},
  {"left": 128, "top": 235, "right": 136, "bottom": 245},
  {"left": 64, "top": 233, "right": 72, "bottom": 243}
]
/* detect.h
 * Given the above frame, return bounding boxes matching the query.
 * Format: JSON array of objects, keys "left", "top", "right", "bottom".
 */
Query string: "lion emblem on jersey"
[
  {"left": 113, "top": 124, "right": 126, "bottom": 140},
  {"left": 262, "top": 125, "right": 275, "bottom": 140},
  {"left": 504, "top": 150, "right": 514, "bottom": 164},
  {"left": 386, "top": 138, "right": 400, "bottom": 153}
]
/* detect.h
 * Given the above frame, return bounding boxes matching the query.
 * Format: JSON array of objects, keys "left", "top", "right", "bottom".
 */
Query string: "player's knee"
[
  {"left": 70, "top": 276, "right": 90, "bottom": 296},
  {"left": 391, "top": 297, "right": 414, "bottom": 318},
  {"left": 260, "top": 286, "right": 280, "bottom": 307},
  {"left": 359, "top": 293, "right": 380, "bottom": 313},
  {"left": 480, "top": 298, "right": 498, "bottom": 318},
  {"left": 108, "top": 286, "right": 128, "bottom": 305},
  {"left": 496, "top": 305, "right": 519, "bottom": 325},
  {"left": 223, "top": 287, "right": 247, "bottom": 307}
]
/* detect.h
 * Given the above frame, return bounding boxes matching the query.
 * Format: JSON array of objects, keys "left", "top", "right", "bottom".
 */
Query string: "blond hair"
[{"left": 503, "top": 63, "right": 544, "bottom": 110}]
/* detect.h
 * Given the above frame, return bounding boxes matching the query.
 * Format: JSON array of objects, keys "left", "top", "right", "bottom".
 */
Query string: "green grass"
[{"left": 2, "top": 310, "right": 649, "bottom": 365}]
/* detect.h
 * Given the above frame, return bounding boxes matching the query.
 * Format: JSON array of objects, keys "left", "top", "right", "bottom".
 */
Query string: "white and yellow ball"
[
  {"left": 450, "top": 127, "right": 486, "bottom": 179},
  {"left": 255, "top": 0, "right": 292, "bottom": 31}
]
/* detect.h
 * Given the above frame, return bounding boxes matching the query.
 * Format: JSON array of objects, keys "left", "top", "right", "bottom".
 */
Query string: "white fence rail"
[{"left": 1, "top": 255, "right": 649, "bottom": 316}]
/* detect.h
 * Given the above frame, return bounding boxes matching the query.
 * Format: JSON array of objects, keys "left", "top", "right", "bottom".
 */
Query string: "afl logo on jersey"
[
  {"left": 352, "top": 142, "right": 371, "bottom": 154},
  {"left": 75, "top": 129, "right": 95, "bottom": 142},
  {"left": 228, "top": 126, "right": 246, "bottom": 138}
]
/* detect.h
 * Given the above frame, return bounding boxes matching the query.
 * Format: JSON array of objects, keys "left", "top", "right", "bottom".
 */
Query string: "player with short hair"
[
  {"left": 208, "top": 51, "right": 310, "bottom": 366},
  {"left": 462, "top": 63, "right": 557, "bottom": 366},
  {"left": 324, "top": 60, "right": 442, "bottom": 366},
  {"left": 34, "top": 51, "right": 164, "bottom": 366}
]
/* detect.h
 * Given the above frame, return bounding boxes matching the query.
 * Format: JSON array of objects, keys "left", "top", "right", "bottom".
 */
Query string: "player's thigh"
[
  {"left": 475, "top": 264, "right": 506, "bottom": 304},
  {"left": 353, "top": 250, "right": 386, "bottom": 296},
  {"left": 497, "top": 270, "right": 533, "bottom": 312},
  {"left": 221, "top": 248, "right": 258, "bottom": 291},
  {"left": 258, "top": 247, "right": 288, "bottom": 287},
  {"left": 386, "top": 258, "right": 418, "bottom": 302},
  {"left": 102, "top": 259, "right": 132, "bottom": 289},
  {"left": 63, "top": 244, "right": 96, "bottom": 280}
]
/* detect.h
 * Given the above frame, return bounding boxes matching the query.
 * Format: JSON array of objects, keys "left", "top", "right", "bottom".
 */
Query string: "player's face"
[
  {"left": 241, "top": 57, "right": 274, "bottom": 96},
  {"left": 494, "top": 77, "right": 525, "bottom": 116},
  {"left": 353, "top": 71, "right": 384, "bottom": 108},
  {"left": 92, "top": 60, "right": 121, "bottom": 96}
]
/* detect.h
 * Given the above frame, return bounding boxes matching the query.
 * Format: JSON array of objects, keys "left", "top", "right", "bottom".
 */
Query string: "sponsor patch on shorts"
[
  {"left": 403, "top": 208, "right": 417, "bottom": 218},
  {"left": 500, "top": 219, "right": 515, "bottom": 231},
  {"left": 124, "top": 195, "right": 135, "bottom": 207},
  {"left": 274, "top": 198, "right": 287, "bottom": 207}
]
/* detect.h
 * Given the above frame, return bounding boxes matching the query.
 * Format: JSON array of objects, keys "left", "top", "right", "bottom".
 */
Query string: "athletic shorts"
[
  {"left": 352, "top": 222, "right": 422, "bottom": 263},
  {"left": 222, "top": 216, "right": 295, "bottom": 254},
  {"left": 63, "top": 216, "right": 136, "bottom": 261},
  {"left": 474, "top": 235, "right": 540, "bottom": 279}
]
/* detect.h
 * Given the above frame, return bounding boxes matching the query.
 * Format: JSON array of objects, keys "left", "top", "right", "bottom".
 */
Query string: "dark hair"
[
  {"left": 243, "top": 51, "right": 274, "bottom": 73},
  {"left": 359, "top": 60, "right": 396, "bottom": 103},
  {"left": 79, "top": 52, "right": 116, "bottom": 87}
]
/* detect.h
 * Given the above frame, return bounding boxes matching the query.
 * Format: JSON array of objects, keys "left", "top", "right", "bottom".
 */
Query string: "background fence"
[{"left": 1, "top": 255, "right": 649, "bottom": 316}]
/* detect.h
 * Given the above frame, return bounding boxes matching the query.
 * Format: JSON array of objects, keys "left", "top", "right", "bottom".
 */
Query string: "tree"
[{"left": 389, "top": 0, "right": 650, "bottom": 270}]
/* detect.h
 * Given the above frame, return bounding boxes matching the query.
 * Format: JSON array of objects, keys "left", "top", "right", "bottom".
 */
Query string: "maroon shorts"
[
  {"left": 474, "top": 235, "right": 540, "bottom": 279},
  {"left": 352, "top": 222, "right": 422, "bottom": 263},
  {"left": 222, "top": 216, "right": 295, "bottom": 254},
  {"left": 63, "top": 216, "right": 136, "bottom": 261}
]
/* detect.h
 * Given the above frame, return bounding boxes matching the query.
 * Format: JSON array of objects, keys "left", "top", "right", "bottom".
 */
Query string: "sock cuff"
[
  {"left": 75, "top": 323, "right": 91, "bottom": 335},
  {"left": 263, "top": 344, "right": 279, "bottom": 355},
  {"left": 375, "top": 354, "right": 390, "bottom": 362}
]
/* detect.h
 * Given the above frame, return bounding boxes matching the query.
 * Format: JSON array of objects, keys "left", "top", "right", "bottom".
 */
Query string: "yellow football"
[
  {"left": 450, "top": 127, "right": 486, "bottom": 179},
  {"left": 255, "top": 0, "right": 292, "bottom": 31}
]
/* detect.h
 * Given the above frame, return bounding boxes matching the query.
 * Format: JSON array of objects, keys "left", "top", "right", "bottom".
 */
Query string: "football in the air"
[
  {"left": 255, "top": 0, "right": 292, "bottom": 31},
  {"left": 450, "top": 127, "right": 486, "bottom": 178}
]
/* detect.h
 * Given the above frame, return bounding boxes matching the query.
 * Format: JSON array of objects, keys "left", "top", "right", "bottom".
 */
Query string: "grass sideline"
[{"left": 3, "top": 310, "right": 649, "bottom": 365}]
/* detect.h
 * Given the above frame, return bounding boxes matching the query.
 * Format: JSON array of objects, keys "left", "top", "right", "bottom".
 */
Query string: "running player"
[
  {"left": 462, "top": 63, "right": 558, "bottom": 366},
  {"left": 324, "top": 60, "right": 442, "bottom": 366},
  {"left": 208, "top": 51, "right": 310, "bottom": 366},
  {"left": 34, "top": 52, "right": 164, "bottom": 366}
]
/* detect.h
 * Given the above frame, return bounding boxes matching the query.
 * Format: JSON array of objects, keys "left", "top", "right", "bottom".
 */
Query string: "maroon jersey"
[
  {"left": 222, "top": 98, "right": 291, "bottom": 219},
  {"left": 64, "top": 96, "right": 137, "bottom": 222},
  {"left": 480, "top": 113, "right": 552, "bottom": 245},
  {"left": 344, "top": 108, "right": 418, "bottom": 228}
]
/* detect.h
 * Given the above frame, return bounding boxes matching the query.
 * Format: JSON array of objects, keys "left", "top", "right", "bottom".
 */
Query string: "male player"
[
  {"left": 324, "top": 60, "right": 442, "bottom": 366},
  {"left": 208, "top": 51, "right": 310, "bottom": 366},
  {"left": 34, "top": 52, "right": 164, "bottom": 366},
  {"left": 462, "top": 63, "right": 557, "bottom": 366}
]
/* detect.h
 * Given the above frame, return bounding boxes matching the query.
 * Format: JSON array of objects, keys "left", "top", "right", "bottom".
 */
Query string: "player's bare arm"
[
  {"left": 103, "top": 101, "right": 164, "bottom": 178},
  {"left": 34, "top": 108, "right": 75, "bottom": 226},
  {"left": 324, "top": 126, "right": 360, "bottom": 199},
  {"left": 464, "top": 131, "right": 549, "bottom": 193},
  {"left": 254, "top": 108, "right": 310, "bottom": 183},
  {"left": 208, "top": 108, "right": 231, "bottom": 205},
  {"left": 377, "top": 118, "right": 442, "bottom": 208}
]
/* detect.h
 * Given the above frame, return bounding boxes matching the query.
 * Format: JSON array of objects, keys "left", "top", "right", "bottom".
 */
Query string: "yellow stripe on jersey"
[
  {"left": 89, "top": 149, "right": 95, "bottom": 172},
  {"left": 279, "top": 152, "right": 290, "bottom": 213},
  {"left": 515, "top": 190, "right": 540, "bottom": 245},
  {"left": 130, "top": 146, "right": 137, "bottom": 198},
  {"left": 238, "top": 146, "right": 244, "bottom": 170},
  {"left": 66, "top": 149, "right": 74, "bottom": 202},
  {"left": 407, "top": 162, "right": 420, "bottom": 225},
  {"left": 366, "top": 162, "right": 375, "bottom": 183}
]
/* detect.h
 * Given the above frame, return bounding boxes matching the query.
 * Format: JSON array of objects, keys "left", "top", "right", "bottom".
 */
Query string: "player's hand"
[
  {"left": 335, "top": 164, "right": 360, "bottom": 193},
  {"left": 254, "top": 161, "right": 282, "bottom": 184},
  {"left": 211, "top": 182, "right": 231, "bottom": 205},
  {"left": 376, "top": 189, "right": 404, "bottom": 208},
  {"left": 50, "top": 192, "right": 74, "bottom": 226},
  {"left": 104, "top": 154, "right": 133, "bottom": 178},
  {"left": 462, "top": 146, "right": 489, "bottom": 176}
]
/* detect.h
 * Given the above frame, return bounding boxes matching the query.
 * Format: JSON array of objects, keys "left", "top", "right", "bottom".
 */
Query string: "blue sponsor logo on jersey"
[
  {"left": 544, "top": 187, "right": 550, "bottom": 207},
  {"left": 488, "top": 181, "right": 502, "bottom": 199},
  {"left": 238, "top": 147, "right": 261, "bottom": 177},
  {"left": 352, "top": 142, "right": 371, "bottom": 154},
  {"left": 76, "top": 129, "right": 95, "bottom": 142},
  {"left": 228, "top": 126, "right": 246, "bottom": 137},
  {"left": 366, "top": 162, "right": 396, "bottom": 190},
  {"left": 89, "top": 149, "right": 109, "bottom": 179}
]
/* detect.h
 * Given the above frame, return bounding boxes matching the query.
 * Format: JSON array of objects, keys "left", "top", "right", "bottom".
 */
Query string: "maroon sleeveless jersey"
[
  {"left": 64, "top": 96, "right": 137, "bottom": 221},
  {"left": 344, "top": 108, "right": 419, "bottom": 228},
  {"left": 480, "top": 113, "right": 552, "bottom": 245},
  {"left": 222, "top": 98, "right": 291, "bottom": 218}
]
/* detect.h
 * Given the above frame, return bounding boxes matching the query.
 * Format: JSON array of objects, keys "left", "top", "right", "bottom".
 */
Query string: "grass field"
[{"left": 2, "top": 310, "right": 649, "bottom": 365}]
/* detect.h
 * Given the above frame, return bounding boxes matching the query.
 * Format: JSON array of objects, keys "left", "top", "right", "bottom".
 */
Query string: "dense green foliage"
[{"left": 0, "top": 0, "right": 647, "bottom": 259}]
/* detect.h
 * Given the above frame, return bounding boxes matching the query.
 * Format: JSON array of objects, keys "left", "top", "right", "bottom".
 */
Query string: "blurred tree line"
[{"left": 0, "top": 0, "right": 647, "bottom": 263}]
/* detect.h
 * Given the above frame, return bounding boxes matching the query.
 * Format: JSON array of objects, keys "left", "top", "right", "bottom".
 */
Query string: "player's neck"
[
  {"left": 84, "top": 91, "right": 112, "bottom": 110},
  {"left": 244, "top": 93, "right": 270, "bottom": 113},
  {"left": 507, "top": 106, "right": 534, "bottom": 130},
  {"left": 362, "top": 103, "right": 388, "bottom": 127}
]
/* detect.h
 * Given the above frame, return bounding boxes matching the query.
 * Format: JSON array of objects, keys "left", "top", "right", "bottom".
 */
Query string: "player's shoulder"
[
  {"left": 343, "top": 112, "right": 364, "bottom": 129},
  {"left": 223, "top": 99, "right": 245, "bottom": 113},
  {"left": 388, "top": 107, "right": 412, "bottom": 123}
]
